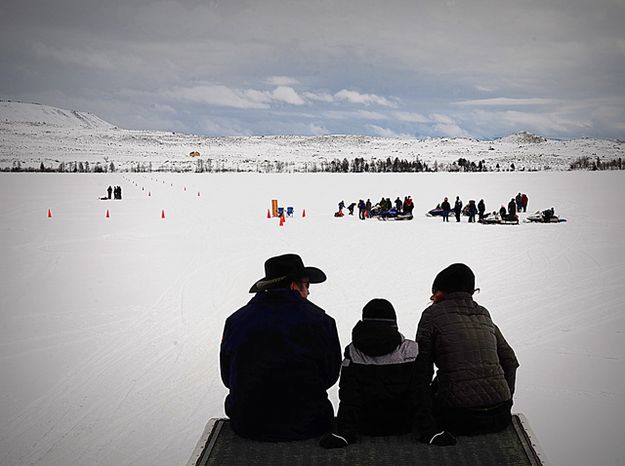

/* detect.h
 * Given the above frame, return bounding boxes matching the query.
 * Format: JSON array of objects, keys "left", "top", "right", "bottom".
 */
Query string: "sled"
[
  {"left": 187, "top": 414, "right": 548, "bottom": 466},
  {"left": 524, "top": 211, "right": 567, "bottom": 223},
  {"left": 377, "top": 213, "right": 414, "bottom": 221},
  {"left": 479, "top": 213, "right": 519, "bottom": 225}
]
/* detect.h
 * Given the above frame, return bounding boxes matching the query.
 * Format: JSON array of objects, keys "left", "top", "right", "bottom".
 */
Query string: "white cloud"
[
  {"left": 163, "top": 85, "right": 307, "bottom": 109},
  {"left": 164, "top": 85, "right": 270, "bottom": 109},
  {"left": 324, "top": 110, "right": 388, "bottom": 120},
  {"left": 429, "top": 113, "right": 455, "bottom": 124},
  {"left": 366, "top": 124, "right": 411, "bottom": 138},
  {"left": 271, "top": 86, "right": 305, "bottom": 105},
  {"left": 302, "top": 91, "right": 335, "bottom": 103},
  {"left": 265, "top": 76, "right": 299, "bottom": 86},
  {"left": 453, "top": 97, "right": 556, "bottom": 107},
  {"left": 432, "top": 123, "right": 471, "bottom": 138},
  {"left": 334, "top": 89, "right": 397, "bottom": 107},
  {"left": 392, "top": 111, "right": 429, "bottom": 123},
  {"left": 307, "top": 123, "right": 329, "bottom": 135}
]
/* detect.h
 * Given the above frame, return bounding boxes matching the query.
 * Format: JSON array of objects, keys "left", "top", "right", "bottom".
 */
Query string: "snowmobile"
[
  {"left": 479, "top": 212, "right": 519, "bottom": 225},
  {"left": 426, "top": 207, "right": 445, "bottom": 217},
  {"left": 524, "top": 209, "right": 567, "bottom": 223},
  {"left": 377, "top": 208, "right": 414, "bottom": 221}
]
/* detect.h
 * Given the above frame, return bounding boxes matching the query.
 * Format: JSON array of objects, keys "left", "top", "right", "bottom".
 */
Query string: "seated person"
[
  {"left": 220, "top": 254, "right": 342, "bottom": 441},
  {"left": 415, "top": 263, "right": 519, "bottom": 441},
  {"left": 320, "top": 299, "right": 420, "bottom": 448}
]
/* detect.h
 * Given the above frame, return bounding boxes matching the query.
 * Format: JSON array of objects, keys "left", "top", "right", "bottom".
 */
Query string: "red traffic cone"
[
  {"left": 161, "top": 209, "right": 166, "bottom": 219},
  {"left": 302, "top": 209, "right": 306, "bottom": 218},
  {"left": 279, "top": 215, "right": 285, "bottom": 226},
  {"left": 267, "top": 209, "right": 271, "bottom": 219},
  {"left": 47, "top": 209, "right": 52, "bottom": 218},
  {"left": 106, "top": 209, "right": 110, "bottom": 218}
]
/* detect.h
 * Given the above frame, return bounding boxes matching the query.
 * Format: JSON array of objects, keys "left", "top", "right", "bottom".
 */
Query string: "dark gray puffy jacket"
[{"left": 415, "top": 292, "right": 519, "bottom": 409}]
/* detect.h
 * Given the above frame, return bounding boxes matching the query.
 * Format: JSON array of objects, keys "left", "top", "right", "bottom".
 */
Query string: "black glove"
[
  {"left": 319, "top": 432, "right": 350, "bottom": 449},
  {"left": 424, "top": 430, "right": 457, "bottom": 446}
]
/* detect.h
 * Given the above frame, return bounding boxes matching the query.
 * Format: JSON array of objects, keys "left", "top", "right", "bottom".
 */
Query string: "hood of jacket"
[{"left": 351, "top": 320, "right": 402, "bottom": 357}]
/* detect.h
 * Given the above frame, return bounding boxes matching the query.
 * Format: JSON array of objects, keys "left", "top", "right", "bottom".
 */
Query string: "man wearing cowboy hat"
[{"left": 220, "top": 253, "right": 342, "bottom": 441}]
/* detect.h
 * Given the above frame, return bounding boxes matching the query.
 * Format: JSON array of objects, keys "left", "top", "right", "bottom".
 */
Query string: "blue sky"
[{"left": 1, "top": 0, "right": 624, "bottom": 139}]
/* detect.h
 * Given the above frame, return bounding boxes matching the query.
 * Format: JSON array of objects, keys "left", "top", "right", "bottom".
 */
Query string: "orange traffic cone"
[
  {"left": 47, "top": 209, "right": 52, "bottom": 218},
  {"left": 106, "top": 209, "right": 110, "bottom": 218},
  {"left": 161, "top": 209, "right": 166, "bottom": 219},
  {"left": 302, "top": 209, "right": 306, "bottom": 218}
]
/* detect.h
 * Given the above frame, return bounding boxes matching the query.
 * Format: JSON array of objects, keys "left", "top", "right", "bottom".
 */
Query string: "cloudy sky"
[{"left": 1, "top": 0, "right": 624, "bottom": 138}]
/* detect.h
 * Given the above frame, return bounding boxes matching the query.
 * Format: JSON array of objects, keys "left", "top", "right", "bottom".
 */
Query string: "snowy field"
[{"left": 1, "top": 171, "right": 624, "bottom": 466}]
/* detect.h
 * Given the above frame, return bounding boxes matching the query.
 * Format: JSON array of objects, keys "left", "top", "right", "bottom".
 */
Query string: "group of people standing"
[
  {"left": 220, "top": 254, "right": 519, "bottom": 449},
  {"left": 338, "top": 196, "right": 414, "bottom": 219},
  {"left": 437, "top": 192, "right": 529, "bottom": 222},
  {"left": 105, "top": 185, "right": 122, "bottom": 200}
]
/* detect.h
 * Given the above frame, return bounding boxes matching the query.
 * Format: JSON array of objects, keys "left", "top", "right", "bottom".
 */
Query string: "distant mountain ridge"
[
  {"left": 1, "top": 100, "right": 623, "bottom": 172},
  {"left": 0, "top": 100, "right": 113, "bottom": 129}
]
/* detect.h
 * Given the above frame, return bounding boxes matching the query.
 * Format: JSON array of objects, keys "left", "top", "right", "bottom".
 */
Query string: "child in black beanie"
[{"left": 320, "top": 298, "right": 421, "bottom": 448}]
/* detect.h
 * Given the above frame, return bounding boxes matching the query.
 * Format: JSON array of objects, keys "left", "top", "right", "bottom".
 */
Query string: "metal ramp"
[{"left": 187, "top": 414, "right": 547, "bottom": 466}]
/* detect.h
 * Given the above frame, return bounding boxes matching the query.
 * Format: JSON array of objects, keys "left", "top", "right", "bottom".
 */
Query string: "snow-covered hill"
[
  {"left": 1, "top": 101, "right": 623, "bottom": 172},
  {"left": 0, "top": 100, "right": 113, "bottom": 129}
]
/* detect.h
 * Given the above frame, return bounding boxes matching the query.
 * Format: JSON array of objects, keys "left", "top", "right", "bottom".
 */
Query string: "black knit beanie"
[
  {"left": 362, "top": 298, "right": 397, "bottom": 321},
  {"left": 432, "top": 263, "right": 476, "bottom": 294}
]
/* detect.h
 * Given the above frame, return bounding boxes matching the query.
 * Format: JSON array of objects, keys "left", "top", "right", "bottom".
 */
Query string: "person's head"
[
  {"left": 362, "top": 298, "right": 397, "bottom": 323},
  {"left": 249, "top": 253, "right": 326, "bottom": 299},
  {"left": 431, "top": 263, "right": 476, "bottom": 303}
]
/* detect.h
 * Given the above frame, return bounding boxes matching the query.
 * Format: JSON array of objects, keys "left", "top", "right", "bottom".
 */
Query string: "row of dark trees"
[
  {"left": 4, "top": 156, "right": 622, "bottom": 173},
  {"left": 569, "top": 156, "right": 623, "bottom": 171},
  {"left": 3, "top": 161, "right": 116, "bottom": 173}
]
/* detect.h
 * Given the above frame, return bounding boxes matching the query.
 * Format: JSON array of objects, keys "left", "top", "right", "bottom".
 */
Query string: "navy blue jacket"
[{"left": 220, "top": 289, "right": 342, "bottom": 441}]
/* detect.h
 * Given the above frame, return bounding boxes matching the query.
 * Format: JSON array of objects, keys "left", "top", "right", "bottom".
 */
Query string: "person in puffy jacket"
[
  {"left": 220, "top": 254, "right": 342, "bottom": 441},
  {"left": 319, "top": 299, "right": 422, "bottom": 449},
  {"left": 415, "top": 263, "right": 519, "bottom": 440}
]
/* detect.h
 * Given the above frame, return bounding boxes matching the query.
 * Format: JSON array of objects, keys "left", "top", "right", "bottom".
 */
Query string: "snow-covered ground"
[
  {"left": 1, "top": 171, "right": 624, "bottom": 466},
  {"left": 2, "top": 101, "right": 624, "bottom": 172}
]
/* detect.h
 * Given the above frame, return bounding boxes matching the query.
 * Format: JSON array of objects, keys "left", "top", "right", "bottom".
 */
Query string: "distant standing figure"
[
  {"left": 403, "top": 196, "right": 414, "bottom": 215},
  {"left": 467, "top": 200, "right": 477, "bottom": 223},
  {"left": 338, "top": 200, "right": 345, "bottom": 215},
  {"left": 107, "top": 185, "right": 112, "bottom": 200},
  {"left": 441, "top": 197, "right": 451, "bottom": 222},
  {"left": 477, "top": 199, "right": 486, "bottom": 221},
  {"left": 365, "top": 199, "right": 372, "bottom": 218},
  {"left": 515, "top": 193, "right": 522, "bottom": 212},
  {"left": 395, "top": 197, "right": 403, "bottom": 212},
  {"left": 454, "top": 196, "right": 463, "bottom": 222},
  {"left": 508, "top": 198, "right": 516, "bottom": 218},
  {"left": 521, "top": 194, "right": 528, "bottom": 212},
  {"left": 358, "top": 199, "right": 366, "bottom": 220}
]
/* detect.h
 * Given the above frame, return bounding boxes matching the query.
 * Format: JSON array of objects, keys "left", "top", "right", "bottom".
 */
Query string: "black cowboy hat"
[{"left": 249, "top": 253, "right": 326, "bottom": 293}]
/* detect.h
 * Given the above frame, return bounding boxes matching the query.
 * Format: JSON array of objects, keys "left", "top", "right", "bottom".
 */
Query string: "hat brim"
[{"left": 249, "top": 266, "right": 326, "bottom": 293}]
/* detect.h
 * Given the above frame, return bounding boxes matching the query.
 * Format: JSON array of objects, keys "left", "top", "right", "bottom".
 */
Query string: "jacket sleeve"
[
  {"left": 219, "top": 319, "right": 231, "bottom": 389},
  {"left": 414, "top": 308, "right": 439, "bottom": 437},
  {"left": 494, "top": 324, "right": 519, "bottom": 396},
  {"left": 336, "top": 347, "right": 360, "bottom": 442},
  {"left": 322, "top": 316, "right": 343, "bottom": 389}
]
